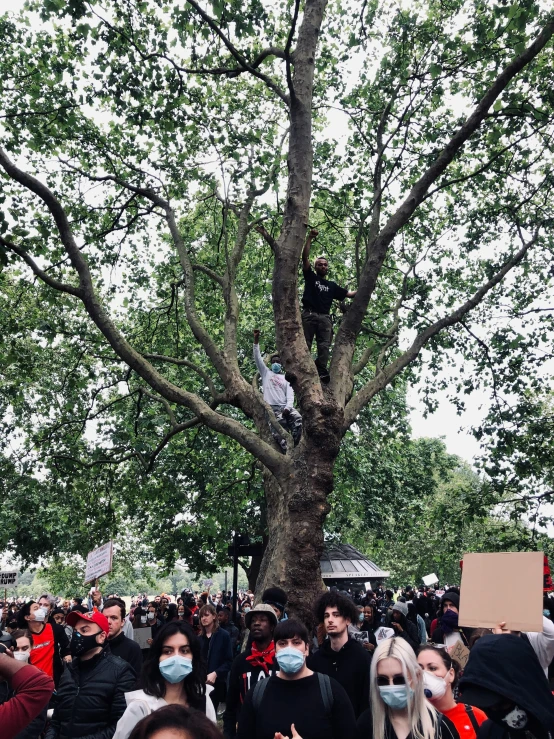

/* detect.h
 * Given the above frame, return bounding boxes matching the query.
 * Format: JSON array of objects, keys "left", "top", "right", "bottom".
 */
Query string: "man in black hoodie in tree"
[
  {"left": 223, "top": 604, "right": 278, "bottom": 739},
  {"left": 460, "top": 633, "right": 554, "bottom": 739},
  {"left": 307, "top": 592, "right": 371, "bottom": 718}
]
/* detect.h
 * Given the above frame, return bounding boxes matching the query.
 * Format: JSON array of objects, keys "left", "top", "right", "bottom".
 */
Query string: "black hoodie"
[
  {"left": 459, "top": 634, "right": 554, "bottom": 739},
  {"left": 307, "top": 636, "right": 371, "bottom": 717}
]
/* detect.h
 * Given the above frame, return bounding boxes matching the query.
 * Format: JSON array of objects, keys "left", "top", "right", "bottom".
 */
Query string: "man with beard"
[{"left": 223, "top": 604, "right": 278, "bottom": 739}]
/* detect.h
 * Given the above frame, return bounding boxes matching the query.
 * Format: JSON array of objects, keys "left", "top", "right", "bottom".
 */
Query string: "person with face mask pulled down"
[
  {"left": 253, "top": 330, "right": 302, "bottom": 453},
  {"left": 113, "top": 621, "right": 216, "bottom": 739},
  {"left": 44, "top": 610, "right": 135, "bottom": 739},
  {"left": 459, "top": 634, "right": 554, "bottom": 739},
  {"left": 418, "top": 645, "right": 487, "bottom": 739},
  {"left": 237, "top": 618, "right": 356, "bottom": 739},
  {"left": 357, "top": 637, "right": 458, "bottom": 739}
]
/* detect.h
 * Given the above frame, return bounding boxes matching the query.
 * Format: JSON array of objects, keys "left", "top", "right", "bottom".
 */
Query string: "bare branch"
[
  {"left": 501, "top": 490, "right": 554, "bottom": 505},
  {"left": 284, "top": 0, "right": 301, "bottom": 97},
  {"left": 143, "top": 353, "right": 219, "bottom": 400},
  {"left": 192, "top": 263, "right": 225, "bottom": 286},
  {"left": 141, "top": 388, "right": 178, "bottom": 427}
]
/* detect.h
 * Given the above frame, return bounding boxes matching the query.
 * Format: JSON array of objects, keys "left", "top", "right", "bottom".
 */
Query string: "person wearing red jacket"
[{"left": 0, "top": 650, "right": 54, "bottom": 739}]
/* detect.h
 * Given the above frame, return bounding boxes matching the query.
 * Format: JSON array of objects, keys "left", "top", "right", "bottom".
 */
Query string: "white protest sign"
[
  {"left": 422, "top": 573, "right": 439, "bottom": 586},
  {"left": 85, "top": 541, "right": 113, "bottom": 584},
  {"left": 364, "top": 581, "right": 372, "bottom": 591},
  {"left": 0, "top": 571, "right": 18, "bottom": 587},
  {"left": 375, "top": 626, "right": 395, "bottom": 643},
  {"left": 203, "top": 579, "right": 214, "bottom": 587},
  {"left": 133, "top": 627, "right": 152, "bottom": 650}
]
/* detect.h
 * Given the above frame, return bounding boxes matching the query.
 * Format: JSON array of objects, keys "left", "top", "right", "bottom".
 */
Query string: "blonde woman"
[{"left": 357, "top": 637, "right": 458, "bottom": 739}]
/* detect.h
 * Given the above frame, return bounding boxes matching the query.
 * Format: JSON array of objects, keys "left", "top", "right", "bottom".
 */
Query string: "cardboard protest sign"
[
  {"left": 459, "top": 551, "right": 543, "bottom": 632},
  {"left": 449, "top": 641, "right": 470, "bottom": 669},
  {"left": 375, "top": 626, "right": 395, "bottom": 643},
  {"left": 0, "top": 571, "right": 18, "bottom": 587},
  {"left": 85, "top": 541, "right": 113, "bottom": 584},
  {"left": 422, "top": 573, "right": 438, "bottom": 587},
  {"left": 133, "top": 627, "right": 152, "bottom": 650}
]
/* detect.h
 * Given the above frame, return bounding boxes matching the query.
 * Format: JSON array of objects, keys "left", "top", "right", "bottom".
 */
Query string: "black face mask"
[{"left": 70, "top": 629, "right": 103, "bottom": 657}]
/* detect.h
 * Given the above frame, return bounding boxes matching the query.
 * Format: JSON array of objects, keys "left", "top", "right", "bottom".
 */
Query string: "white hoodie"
[{"left": 253, "top": 344, "right": 294, "bottom": 410}]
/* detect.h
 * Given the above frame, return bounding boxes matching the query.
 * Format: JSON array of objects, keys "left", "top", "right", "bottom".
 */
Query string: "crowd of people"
[{"left": 1, "top": 583, "right": 554, "bottom": 739}]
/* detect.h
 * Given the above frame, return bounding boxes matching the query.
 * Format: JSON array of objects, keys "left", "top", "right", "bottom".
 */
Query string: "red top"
[
  {"left": 443, "top": 703, "right": 488, "bottom": 739},
  {"left": 29, "top": 623, "right": 55, "bottom": 678},
  {"left": 2, "top": 664, "right": 54, "bottom": 739}
]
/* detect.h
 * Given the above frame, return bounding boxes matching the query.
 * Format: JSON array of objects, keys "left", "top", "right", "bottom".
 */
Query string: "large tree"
[{"left": 1, "top": 0, "right": 554, "bottom": 621}]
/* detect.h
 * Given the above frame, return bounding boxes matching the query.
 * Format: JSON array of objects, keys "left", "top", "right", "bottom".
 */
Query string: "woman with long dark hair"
[{"left": 113, "top": 621, "right": 216, "bottom": 739}]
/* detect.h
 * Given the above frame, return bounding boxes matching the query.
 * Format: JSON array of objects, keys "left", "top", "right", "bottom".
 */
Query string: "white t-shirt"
[{"left": 113, "top": 685, "right": 216, "bottom": 739}]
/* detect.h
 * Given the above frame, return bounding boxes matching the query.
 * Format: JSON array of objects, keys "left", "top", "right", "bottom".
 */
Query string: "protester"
[
  {"left": 300, "top": 228, "right": 357, "bottom": 382},
  {"left": 262, "top": 587, "right": 288, "bottom": 622},
  {"left": 418, "top": 645, "right": 487, "bottom": 739},
  {"left": 0, "top": 649, "right": 54, "bottom": 739},
  {"left": 45, "top": 610, "right": 135, "bottom": 739},
  {"left": 388, "top": 601, "right": 420, "bottom": 652},
  {"left": 360, "top": 603, "right": 380, "bottom": 648},
  {"left": 253, "top": 330, "right": 302, "bottom": 451},
  {"left": 236, "top": 618, "right": 356, "bottom": 739},
  {"left": 17, "top": 601, "right": 71, "bottom": 685},
  {"left": 128, "top": 704, "right": 224, "bottom": 739},
  {"left": 146, "top": 603, "right": 164, "bottom": 647},
  {"left": 431, "top": 593, "right": 470, "bottom": 648},
  {"left": 218, "top": 608, "right": 240, "bottom": 653},
  {"left": 104, "top": 598, "right": 143, "bottom": 684},
  {"left": 113, "top": 621, "right": 216, "bottom": 738},
  {"left": 223, "top": 604, "right": 278, "bottom": 739},
  {"left": 308, "top": 591, "right": 372, "bottom": 718},
  {"left": 492, "top": 614, "right": 554, "bottom": 677},
  {"left": 459, "top": 634, "right": 554, "bottom": 739},
  {"left": 357, "top": 637, "right": 457, "bottom": 739},
  {"left": 198, "top": 604, "right": 233, "bottom": 712}
]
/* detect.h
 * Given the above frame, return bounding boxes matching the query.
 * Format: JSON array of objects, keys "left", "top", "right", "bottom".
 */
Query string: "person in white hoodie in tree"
[{"left": 253, "top": 329, "right": 302, "bottom": 451}]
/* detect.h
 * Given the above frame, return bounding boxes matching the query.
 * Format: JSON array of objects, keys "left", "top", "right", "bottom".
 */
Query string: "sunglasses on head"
[{"left": 377, "top": 675, "right": 406, "bottom": 686}]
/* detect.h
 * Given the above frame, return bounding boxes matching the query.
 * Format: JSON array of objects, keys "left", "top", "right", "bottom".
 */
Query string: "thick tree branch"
[
  {"left": 344, "top": 232, "right": 539, "bottom": 427},
  {"left": 143, "top": 353, "right": 220, "bottom": 401},
  {"left": 191, "top": 263, "right": 225, "bottom": 286},
  {"left": 0, "top": 147, "right": 290, "bottom": 480},
  {"left": 181, "top": 46, "right": 286, "bottom": 77},
  {"left": 332, "top": 16, "right": 554, "bottom": 393}
]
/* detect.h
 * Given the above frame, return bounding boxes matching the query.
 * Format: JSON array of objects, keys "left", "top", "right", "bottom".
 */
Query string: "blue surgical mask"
[
  {"left": 359, "top": 613, "right": 365, "bottom": 622},
  {"left": 271, "top": 363, "right": 282, "bottom": 373},
  {"left": 379, "top": 685, "right": 414, "bottom": 709},
  {"left": 544, "top": 609, "right": 551, "bottom": 617},
  {"left": 159, "top": 655, "right": 193, "bottom": 684},
  {"left": 276, "top": 646, "right": 305, "bottom": 674}
]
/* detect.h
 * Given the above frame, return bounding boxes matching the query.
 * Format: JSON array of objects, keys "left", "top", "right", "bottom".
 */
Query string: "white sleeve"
[
  {"left": 285, "top": 380, "right": 294, "bottom": 410},
  {"left": 113, "top": 701, "right": 151, "bottom": 739},
  {"left": 205, "top": 685, "right": 217, "bottom": 723},
  {"left": 525, "top": 616, "right": 554, "bottom": 675},
  {"left": 253, "top": 344, "right": 268, "bottom": 380}
]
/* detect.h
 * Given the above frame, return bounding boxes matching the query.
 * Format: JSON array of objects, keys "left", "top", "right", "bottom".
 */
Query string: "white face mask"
[
  {"left": 140, "top": 615, "right": 147, "bottom": 624},
  {"left": 34, "top": 607, "right": 48, "bottom": 623},
  {"left": 147, "top": 613, "right": 155, "bottom": 620},
  {"left": 14, "top": 651, "right": 30, "bottom": 662},
  {"left": 422, "top": 671, "right": 448, "bottom": 700}
]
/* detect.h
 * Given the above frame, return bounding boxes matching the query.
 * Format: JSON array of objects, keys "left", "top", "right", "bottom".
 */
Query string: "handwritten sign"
[
  {"left": 375, "top": 626, "right": 395, "bottom": 643},
  {"left": 85, "top": 541, "right": 113, "bottom": 584},
  {"left": 0, "top": 571, "right": 18, "bottom": 587},
  {"left": 422, "top": 573, "right": 438, "bottom": 586},
  {"left": 133, "top": 627, "right": 152, "bottom": 650},
  {"left": 449, "top": 641, "right": 470, "bottom": 669}
]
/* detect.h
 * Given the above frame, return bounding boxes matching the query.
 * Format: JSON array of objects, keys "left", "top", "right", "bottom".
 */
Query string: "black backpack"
[{"left": 252, "top": 672, "right": 334, "bottom": 714}]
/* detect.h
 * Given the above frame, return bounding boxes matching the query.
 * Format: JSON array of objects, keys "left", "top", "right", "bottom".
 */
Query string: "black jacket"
[
  {"left": 307, "top": 637, "right": 371, "bottom": 718},
  {"left": 200, "top": 628, "right": 233, "bottom": 679},
  {"left": 106, "top": 631, "right": 143, "bottom": 687},
  {"left": 460, "top": 634, "right": 554, "bottom": 739},
  {"left": 387, "top": 613, "right": 419, "bottom": 651},
  {"left": 223, "top": 646, "right": 277, "bottom": 738},
  {"left": 44, "top": 648, "right": 135, "bottom": 739}
]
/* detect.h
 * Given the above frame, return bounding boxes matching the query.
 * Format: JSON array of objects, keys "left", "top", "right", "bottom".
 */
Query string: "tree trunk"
[{"left": 256, "top": 430, "right": 340, "bottom": 628}]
